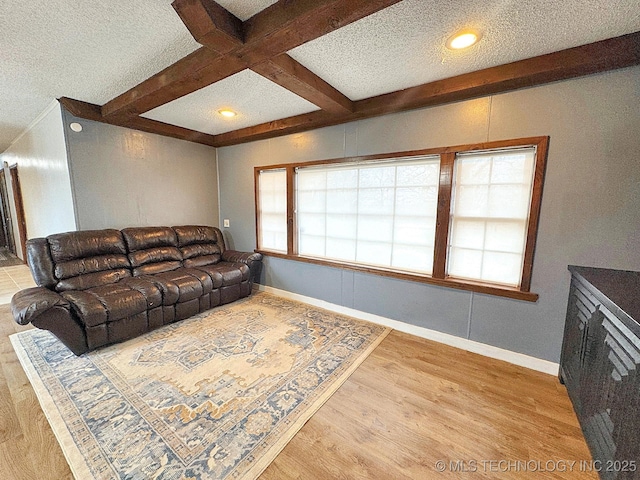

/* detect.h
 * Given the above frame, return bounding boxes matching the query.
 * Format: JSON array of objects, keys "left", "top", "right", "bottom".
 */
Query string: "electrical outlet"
[{"left": 223, "top": 219, "right": 230, "bottom": 228}]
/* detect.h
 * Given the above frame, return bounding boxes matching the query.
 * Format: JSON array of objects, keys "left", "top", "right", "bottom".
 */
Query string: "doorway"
[
  {"left": 0, "top": 169, "right": 15, "bottom": 253},
  {"left": 9, "top": 165, "right": 27, "bottom": 260}
]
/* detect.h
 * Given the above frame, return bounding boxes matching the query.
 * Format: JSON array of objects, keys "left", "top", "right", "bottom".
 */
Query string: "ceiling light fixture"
[
  {"left": 446, "top": 30, "right": 481, "bottom": 50},
  {"left": 218, "top": 109, "right": 237, "bottom": 118}
]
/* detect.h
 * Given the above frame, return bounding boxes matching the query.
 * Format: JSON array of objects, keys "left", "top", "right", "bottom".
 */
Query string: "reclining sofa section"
[{"left": 11, "top": 225, "right": 263, "bottom": 355}]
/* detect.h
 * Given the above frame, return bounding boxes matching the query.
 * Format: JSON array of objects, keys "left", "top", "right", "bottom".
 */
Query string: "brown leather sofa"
[{"left": 11, "top": 225, "right": 262, "bottom": 355}]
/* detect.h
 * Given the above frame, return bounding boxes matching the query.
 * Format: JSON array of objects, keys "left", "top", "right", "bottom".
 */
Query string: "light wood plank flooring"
[
  {"left": 0, "top": 263, "right": 34, "bottom": 305},
  {"left": 0, "top": 266, "right": 595, "bottom": 479}
]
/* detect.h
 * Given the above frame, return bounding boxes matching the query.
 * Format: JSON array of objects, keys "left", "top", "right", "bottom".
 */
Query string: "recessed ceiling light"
[
  {"left": 446, "top": 30, "right": 481, "bottom": 50},
  {"left": 218, "top": 109, "right": 237, "bottom": 118},
  {"left": 69, "top": 122, "right": 83, "bottom": 132}
]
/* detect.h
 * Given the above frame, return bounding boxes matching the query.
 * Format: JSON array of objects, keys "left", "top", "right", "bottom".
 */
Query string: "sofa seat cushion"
[
  {"left": 62, "top": 284, "right": 148, "bottom": 328},
  {"left": 181, "top": 268, "right": 214, "bottom": 295},
  {"left": 120, "top": 277, "right": 163, "bottom": 309},
  {"left": 197, "top": 262, "right": 249, "bottom": 287},
  {"left": 144, "top": 268, "right": 213, "bottom": 305}
]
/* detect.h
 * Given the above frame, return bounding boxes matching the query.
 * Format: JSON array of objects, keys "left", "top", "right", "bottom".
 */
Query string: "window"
[
  {"left": 296, "top": 156, "right": 440, "bottom": 274},
  {"left": 256, "top": 169, "right": 287, "bottom": 252},
  {"left": 447, "top": 148, "right": 536, "bottom": 287},
  {"left": 255, "top": 137, "right": 548, "bottom": 301}
]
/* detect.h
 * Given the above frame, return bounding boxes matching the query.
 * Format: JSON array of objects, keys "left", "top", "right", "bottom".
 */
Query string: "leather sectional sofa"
[{"left": 11, "top": 225, "right": 262, "bottom": 355}]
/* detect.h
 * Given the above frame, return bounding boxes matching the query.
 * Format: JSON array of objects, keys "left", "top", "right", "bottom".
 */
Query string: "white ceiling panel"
[
  {"left": 141, "top": 69, "right": 320, "bottom": 135},
  {"left": 288, "top": 0, "right": 640, "bottom": 101}
]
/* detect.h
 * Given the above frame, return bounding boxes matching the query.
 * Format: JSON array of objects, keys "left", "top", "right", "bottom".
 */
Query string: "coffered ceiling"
[{"left": 1, "top": 0, "right": 639, "bottom": 153}]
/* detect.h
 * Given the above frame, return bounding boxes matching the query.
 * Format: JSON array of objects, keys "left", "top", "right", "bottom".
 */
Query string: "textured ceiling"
[
  {"left": 0, "top": 0, "right": 197, "bottom": 150},
  {"left": 0, "top": 0, "right": 274, "bottom": 151},
  {"left": 1, "top": 0, "right": 639, "bottom": 152},
  {"left": 142, "top": 70, "right": 319, "bottom": 135},
  {"left": 289, "top": 0, "right": 640, "bottom": 101}
]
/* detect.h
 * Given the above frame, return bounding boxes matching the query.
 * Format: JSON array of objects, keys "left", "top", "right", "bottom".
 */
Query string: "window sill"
[{"left": 255, "top": 249, "right": 539, "bottom": 302}]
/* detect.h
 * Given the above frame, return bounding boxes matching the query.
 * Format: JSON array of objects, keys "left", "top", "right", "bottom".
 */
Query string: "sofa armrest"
[
  {"left": 222, "top": 250, "right": 263, "bottom": 264},
  {"left": 222, "top": 250, "right": 263, "bottom": 282},
  {"left": 11, "top": 287, "right": 70, "bottom": 325}
]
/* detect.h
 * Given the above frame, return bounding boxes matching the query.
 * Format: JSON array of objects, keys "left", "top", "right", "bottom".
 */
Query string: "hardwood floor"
[
  {"left": 0, "top": 306, "right": 74, "bottom": 480},
  {"left": 261, "top": 331, "right": 597, "bottom": 479},
  {"left": 0, "top": 278, "right": 595, "bottom": 479},
  {"left": 0, "top": 264, "right": 34, "bottom": 305}
]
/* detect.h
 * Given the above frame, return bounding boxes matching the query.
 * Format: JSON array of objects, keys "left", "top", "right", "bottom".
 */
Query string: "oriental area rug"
[{"left": 10, "top": 292, "right": 390, "bottom": 480}]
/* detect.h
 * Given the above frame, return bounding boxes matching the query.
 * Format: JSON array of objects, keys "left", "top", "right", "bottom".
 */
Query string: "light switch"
[{"left": 223, "top": 219, "right": 230, "bottom": 228}]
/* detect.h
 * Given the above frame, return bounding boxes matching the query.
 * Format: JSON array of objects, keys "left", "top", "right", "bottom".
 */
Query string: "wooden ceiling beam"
[
  {"left": 123, "top": 117, "right": 218, "bottom": 147},
  {"left": 211, "top": 31, "right": 640, "bottom": 147},
  {"left": 356, "top": 30, "right": 640, "bottom": 118},
  {"left": 251, "top": 54, "right": 354, "bottom": 114},
  {"left": 238, "top": 0, "right": 403, "bottom": 63},
  {"left": 100, "top": 47, "right": 226, "bottom": 119},
  {"left": 101, "top": 0, "right": 401, "bottom": 119},
  {"left": 59, "top": 97, "right": 103, "bottom": 121},
  {"left": 172, "top": 0, "right": 355, "bottom": 113},
  {"left": 59, "top": 97, "right": 218, "bottom": 147},
  {"left": 172, "top": 0, "right": 243, "bottom": 54},
  {"left": 212, "top": 109, "right": 343, "bottom": 147}
]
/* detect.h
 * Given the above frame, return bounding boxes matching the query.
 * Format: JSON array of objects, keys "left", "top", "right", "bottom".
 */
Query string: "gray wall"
[
  {"left": 0, "top": 102, "right": 76, "bottom": 258},
  {"left": 63, "top": 111, "right": 219, "bottom": 230},
  {"left": 218, "top": 65, "right": 640, "bottom": 363}
]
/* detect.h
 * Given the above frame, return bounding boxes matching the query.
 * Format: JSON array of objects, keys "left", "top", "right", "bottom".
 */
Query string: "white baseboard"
[{"left": 254, "top": 284, "right": 560, "bottom": 376}]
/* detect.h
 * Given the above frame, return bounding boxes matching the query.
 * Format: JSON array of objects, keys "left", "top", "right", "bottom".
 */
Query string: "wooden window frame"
[{"left": 254, "top": 136, "right": 549, "bottom": 302}]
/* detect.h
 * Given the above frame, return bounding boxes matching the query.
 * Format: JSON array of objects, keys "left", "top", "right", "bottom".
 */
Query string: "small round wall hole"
[{"left": 70, "top": 122, "right": 83, "bottom": 132}]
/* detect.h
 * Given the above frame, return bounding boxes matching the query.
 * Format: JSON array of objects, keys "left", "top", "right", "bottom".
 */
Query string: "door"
[
  {"left": 0, "top": 169, "right": 15, "bottom": 254},
  {"left": 9, "top": 165, "right": 27, "bottom": 260},
  {"left": 0, "top": 193, "right": 6, "bottom": 248}
]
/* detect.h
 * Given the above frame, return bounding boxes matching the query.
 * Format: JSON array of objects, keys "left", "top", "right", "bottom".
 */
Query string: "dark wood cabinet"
[{"left": 560, "top": 266, "right": 640, "bottom": 480}]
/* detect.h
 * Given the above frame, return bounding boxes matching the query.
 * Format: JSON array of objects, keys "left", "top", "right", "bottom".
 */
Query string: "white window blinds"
[
  {"left": 447, "top": 147, "right": 536, "bottom": 287},
  {"left": 296, "top": 156, "right": 440, "bottom": 274},
  {"left": 257, "top": 169, "right": 287, "bottom": 252}
]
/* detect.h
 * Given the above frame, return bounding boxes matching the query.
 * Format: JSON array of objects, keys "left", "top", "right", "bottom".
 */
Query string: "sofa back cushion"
[
  {"left": 173, "top": 225, "right": 225, "bottom": 268},
  {"left": 46, "top": 229, "right": 131, "bottom": 292},
  {"left": 26, "top": 238, "right": 57, "bottom": 289},
  {"left": 122, "top": 226, "right": 182, "bottom": 276}
]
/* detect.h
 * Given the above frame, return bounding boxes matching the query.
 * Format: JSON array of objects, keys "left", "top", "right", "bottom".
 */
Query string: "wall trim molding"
[{"left": 255, "top": 283, "right": 560, "bottom": 376}]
